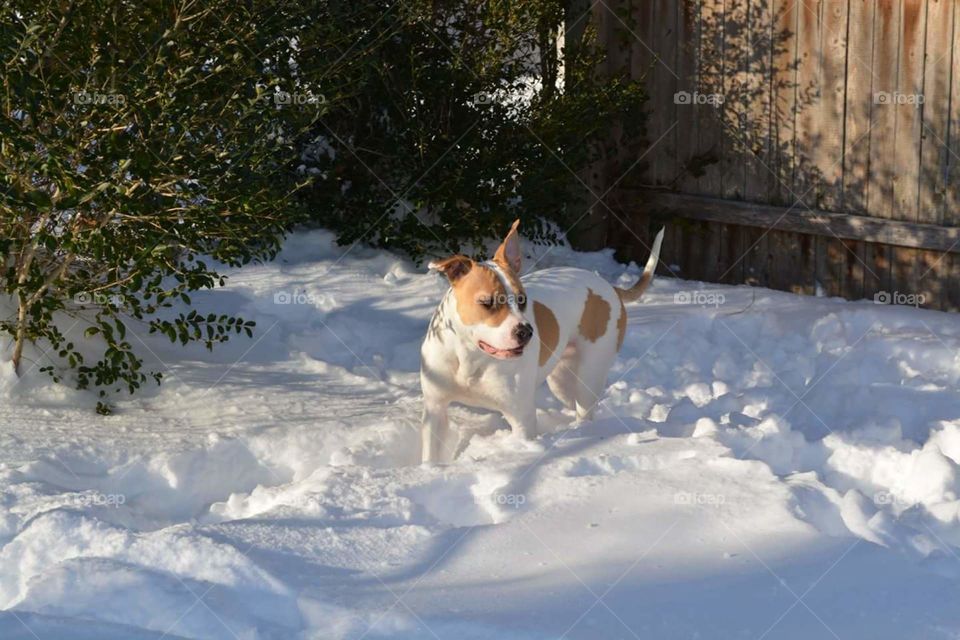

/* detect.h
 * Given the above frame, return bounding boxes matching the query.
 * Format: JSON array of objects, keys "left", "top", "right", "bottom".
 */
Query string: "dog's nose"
[{"left": 514, "top": 322, "right": 533, "bottom": 346}]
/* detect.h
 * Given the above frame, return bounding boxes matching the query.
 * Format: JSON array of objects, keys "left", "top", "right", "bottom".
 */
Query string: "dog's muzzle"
[{"left": 514, "top": 322, "right": 533, "bottom": 346}]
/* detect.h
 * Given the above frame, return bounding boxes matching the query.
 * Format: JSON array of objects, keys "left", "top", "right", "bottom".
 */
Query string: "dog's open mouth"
[{"left": 478, "top": 341, "right": 524, "bottom": 359}]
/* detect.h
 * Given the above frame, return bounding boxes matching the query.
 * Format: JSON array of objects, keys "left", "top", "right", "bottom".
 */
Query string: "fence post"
[{"left": 563, "top": 0, "right": 610, "bottom": 251}]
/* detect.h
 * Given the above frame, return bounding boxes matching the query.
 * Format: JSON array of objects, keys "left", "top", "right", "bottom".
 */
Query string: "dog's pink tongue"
[
  {"left": 479, "top": 341, "right": 500, "bottom": 355},
  {"left": 479, "top": 341, "right": 521, "bottom": 358}
]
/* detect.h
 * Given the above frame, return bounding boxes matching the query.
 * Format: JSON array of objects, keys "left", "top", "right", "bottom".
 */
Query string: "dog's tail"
[{"left": 614, "top": 227, "right": 665, "bottom": 303}]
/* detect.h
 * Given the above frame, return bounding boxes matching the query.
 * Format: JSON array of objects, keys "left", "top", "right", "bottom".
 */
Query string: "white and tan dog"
[{"left": 420, "top": 220, "right": 664, "bottom": 462}]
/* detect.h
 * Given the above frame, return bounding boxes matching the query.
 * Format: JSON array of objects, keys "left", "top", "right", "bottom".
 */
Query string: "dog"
[{"left": 420, "top": 220, "right": 664, "bottom": 463}]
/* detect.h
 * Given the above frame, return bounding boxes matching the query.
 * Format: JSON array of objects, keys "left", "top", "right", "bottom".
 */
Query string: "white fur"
[{"left": 420, "top": 235, "right": 662, "bottom": 463}]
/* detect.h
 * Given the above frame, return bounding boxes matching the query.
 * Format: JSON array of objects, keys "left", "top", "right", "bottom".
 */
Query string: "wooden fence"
[{"left": 590, "top": 0, "right": 960, "bottom": 310}]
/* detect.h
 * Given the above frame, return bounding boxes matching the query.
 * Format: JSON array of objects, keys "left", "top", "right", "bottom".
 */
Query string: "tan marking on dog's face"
[
  {"left": 616, "top": 300, "right": 627, "bottom": 350},
  {"left": 533, "top": 301, "right": 559, "bottom": 366},
  {"left": 450, "top": 263, "right": 527, "bottom": 327},
  {"left": 578, "top": 288, "right": 611, "bottom": 342}
]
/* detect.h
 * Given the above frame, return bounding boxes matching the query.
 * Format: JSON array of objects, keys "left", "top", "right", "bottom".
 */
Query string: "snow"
[{"left": 2, "top": 228, "right": 960, "bottom": 638}]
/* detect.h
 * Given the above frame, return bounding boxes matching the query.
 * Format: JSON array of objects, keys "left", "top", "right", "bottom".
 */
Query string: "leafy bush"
[
  {"left": 1, "top": 0, "right": 646, "bottom": 402},
  {"left": 296, "top": 0, "right": 648, "bottom": 262},
  {"left": 0, "top": 1, "right": 321, "bottom": 400}
]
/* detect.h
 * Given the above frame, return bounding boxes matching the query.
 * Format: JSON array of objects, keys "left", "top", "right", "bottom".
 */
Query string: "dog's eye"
[
  {"left": 516, "top": 294, "right": 527, "bottom": 310},
  {"left": 479, "top": 297, "right": 495, "bottom": 309}
]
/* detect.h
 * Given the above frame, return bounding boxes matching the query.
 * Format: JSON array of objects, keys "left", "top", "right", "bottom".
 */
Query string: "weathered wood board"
[{"left": 596, "top": 0, "right": 960, "bottom": 311}]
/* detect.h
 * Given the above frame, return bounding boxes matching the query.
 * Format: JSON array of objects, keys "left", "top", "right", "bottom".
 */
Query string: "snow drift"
[{"left": 1, "top": 229, "right": 960, "bottom": 638}]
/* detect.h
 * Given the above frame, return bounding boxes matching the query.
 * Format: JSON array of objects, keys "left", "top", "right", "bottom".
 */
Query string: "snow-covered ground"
[{"left": 3, "top": 229, "right": 960, "bottom": 639}]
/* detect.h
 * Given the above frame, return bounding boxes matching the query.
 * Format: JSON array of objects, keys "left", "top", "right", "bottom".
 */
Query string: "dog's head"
[{"left": 430, "top": 219, "right": 534, "bottom": 359}]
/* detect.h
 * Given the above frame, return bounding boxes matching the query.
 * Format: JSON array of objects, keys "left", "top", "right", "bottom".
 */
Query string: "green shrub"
[
  {"left": 297, "top": 0, "right": 648, "bottom": 262},
  {"left": 1, "top": 0, "right": 646, "bottom": 401},
  {"left": 0, "top": 0, "right": 321, "bottom": 397}
]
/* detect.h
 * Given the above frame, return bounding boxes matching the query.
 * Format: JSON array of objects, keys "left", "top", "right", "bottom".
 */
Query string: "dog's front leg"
[
  {"left": 503, "top": 395, "right": 538, "bottom": 441},
  {"left": 421, "top": 397, "right": 450, "bottom": 463}
]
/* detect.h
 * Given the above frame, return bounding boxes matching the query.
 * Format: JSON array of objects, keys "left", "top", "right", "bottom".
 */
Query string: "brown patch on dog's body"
[
  {"left": 450, "top": 264, "right": 526, "bottom": 327},
  {"left": 533, "top": 301, "right": 559, "bottom": 366},
  {"left": 616, "top": 301, "right": 627, "bottom": 349},
  {"left": 578, "top": 288, "right": 611, "bottom": 342}
]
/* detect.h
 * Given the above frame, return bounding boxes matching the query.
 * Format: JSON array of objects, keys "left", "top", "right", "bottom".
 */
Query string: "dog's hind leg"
[
  {"left": 546, "top": 344, "right": 580, "bottom": 412},
  {"left": 572, "top": 342, "right": 618, "bottom": 422}
]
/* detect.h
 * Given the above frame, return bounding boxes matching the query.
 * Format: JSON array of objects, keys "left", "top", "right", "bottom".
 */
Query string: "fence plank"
[
  {"left": 676, "top": 0, "right": 702, "bottom": 193},
  {"left": 631, "top": 0, "right": 657, "bottom": 187},
  {"left": 793, "top": 0, "right": 823, "bottom": 207},
  {"left": 918, "top": 0, "right": 954, "bottom": 225},
  {"left": 947, "top": 253, "right": 960, "bottom": 311},
  {"left": 680, "top": 223, "right": 705, "bottom": 282},
  {"left": 652, "top": 0, "right": 680, "bottom": 186},
  {"left": 629, "top": 189, "right": 960, "bottom": 251},
  {"left": 861, "top": 242, "right": 893, "bottom": 303},
  {"left": 733, "top": 1, "right": 775, "bottom": 287},
  {"left": 661, "top": 220, "right": 686, "bottom": 280},
  {"left": 721, "top": 0, "right": 750, "bottom": 199},
  {"left": 813, "top": 1, "right": 851, "bottom": 300},
  {"left": 915, "top": 248, "right": 946, "bottom": 309},
  {"left": 736, "top": 9, "right": 771, "bottom": 280},
  {"left": 770, "top": 229, "right": 816, "bottom": 293},
  {"left": 859, "top": 0, "right": 895, "bottom": 305},
  {"left": 718, "top": 223, "right": 746, "bottom": 284},
  {"left": 752, "top": 0, "right": 813, "bottom": 289},
  {"left": 892, "top": 0, "right": 927, "bottom": 220},
  {"left": 744, "top": 0, "right": 776, "bottom": 202},
  {"left": 945, "top": 0, "right": 960, "bottom": 227},
  {"left": 846, "top": 240, "right": 867, "bottom": 300},
  {"left": 742, "top": 225, "right": 771, "bottom": 286},
  {"left": 698, "top": 0, "right": 725, "bottom": 195},
  {"left": 866, "top": 1, "right": 902, "bottom": 219},
  {"left": 842, "top": 0, "right": 877, "bottom": 214},
  {"left": 771, "top": 0, "right": 799, "bottom": 206},
  {"left": 816, "top": 0, "right": 848, "bottom": 211},
  {"left": 817, "top": 238, "right": 864, "bottom": 299},
  {"left": 602, "top": 0, "right": 627, "bottom": 75},
  {"left": 890, "top": 0, "right": 927, "bottom": 303},
  {"left": 681, "top": 220, "right": 715, "bottom": 281}
]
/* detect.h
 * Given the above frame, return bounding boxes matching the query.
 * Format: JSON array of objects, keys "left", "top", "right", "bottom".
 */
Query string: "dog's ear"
[
  {"left": 428, "top": 255, "right": 474, "bottom": 283},
  {"left": 493, "top": 219, "right": 521, "bottom": 273}
]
